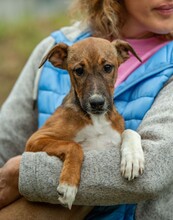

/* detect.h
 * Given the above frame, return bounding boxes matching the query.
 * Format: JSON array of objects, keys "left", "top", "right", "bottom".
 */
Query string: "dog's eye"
[
  {"left": 74, "top": 67, "right": 84, "bottom": 76},
  {"left": 103, "top": 64, "right": 113, "bottom": 73}
]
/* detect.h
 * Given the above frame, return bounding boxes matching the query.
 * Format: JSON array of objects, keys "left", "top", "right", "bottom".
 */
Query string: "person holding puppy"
[{"left": 0, "top": 0, "right": 173, "bottom": 219}]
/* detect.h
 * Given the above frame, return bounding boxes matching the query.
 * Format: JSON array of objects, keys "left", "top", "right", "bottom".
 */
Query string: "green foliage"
[
  {"left": 0, "top": 23, "right": 8, "bottom": 40},
  {"left": 0, "top": 13, "right": 70, "bottom": 105}
]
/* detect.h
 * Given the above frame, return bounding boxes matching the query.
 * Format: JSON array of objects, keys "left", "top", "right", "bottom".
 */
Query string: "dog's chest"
[{"left": 74, "top": 115, "right": 121, "bottom": 151}]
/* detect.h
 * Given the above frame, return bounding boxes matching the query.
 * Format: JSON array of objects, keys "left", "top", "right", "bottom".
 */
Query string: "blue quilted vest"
[{"left": 37, "top": 30, "right": 173, "bottom": 220}]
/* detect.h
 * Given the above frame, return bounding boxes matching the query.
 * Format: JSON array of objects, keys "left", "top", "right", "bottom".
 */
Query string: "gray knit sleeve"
[
  {"left": 19, "top": 76, "right": 173, "bottom": 206},
  {"left": 0, "top": 36, "right": 54, "bottom": 166}
]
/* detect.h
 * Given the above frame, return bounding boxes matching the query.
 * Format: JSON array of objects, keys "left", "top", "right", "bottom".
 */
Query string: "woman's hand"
[{"left": 0, "top": 155, "right": 22, "bottom": 209}]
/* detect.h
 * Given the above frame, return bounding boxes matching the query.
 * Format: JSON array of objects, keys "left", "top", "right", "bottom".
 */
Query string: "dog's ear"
[
  {"left": 39, "top": 43, "right": 69, "bottom": 69},
  {"left": 112, "top": 39, "right": 141, "bottom": 65}
]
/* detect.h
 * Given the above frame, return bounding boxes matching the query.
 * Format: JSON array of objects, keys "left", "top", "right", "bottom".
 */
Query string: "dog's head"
[{"left": 40, "top": 37, "right": 141, "bottom": 115}]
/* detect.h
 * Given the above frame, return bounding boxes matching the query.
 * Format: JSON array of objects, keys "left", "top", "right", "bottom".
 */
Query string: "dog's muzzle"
[{"left": 88, "top": 94, "right": 107, "bottom": 114}]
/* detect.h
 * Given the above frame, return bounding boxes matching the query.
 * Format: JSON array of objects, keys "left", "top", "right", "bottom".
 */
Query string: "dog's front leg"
[
  {"left": 120, "top": 129, "right": 145, "bottom": 180},
  {"left": 26, "top": 138, "right": 84, "bottom": 209}
]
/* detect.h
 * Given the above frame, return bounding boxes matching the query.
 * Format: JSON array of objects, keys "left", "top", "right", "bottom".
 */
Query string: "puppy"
[{"left": 26, "top": 37, "right": 144, "bottom": 209}]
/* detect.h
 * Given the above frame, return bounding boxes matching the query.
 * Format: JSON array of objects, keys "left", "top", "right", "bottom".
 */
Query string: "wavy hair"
[
  {"left": 70, "top": 0, "right": 124, "bottom": 39},
  {"left": 70, "top": 0, "right": 173, "bottom": 40}
]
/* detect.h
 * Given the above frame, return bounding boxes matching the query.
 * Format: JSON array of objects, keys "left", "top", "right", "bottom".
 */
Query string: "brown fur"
[
  {"left": 27, "top": 37, "right": 140, "bottom": 190},
  {"left": 12, "top": 37, "right": 140, "bottom": 218}
]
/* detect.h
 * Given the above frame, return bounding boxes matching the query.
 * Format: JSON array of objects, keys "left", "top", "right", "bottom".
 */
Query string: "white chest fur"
[{"left": 74, "top": 115, "right": 121, "bottom": 152}]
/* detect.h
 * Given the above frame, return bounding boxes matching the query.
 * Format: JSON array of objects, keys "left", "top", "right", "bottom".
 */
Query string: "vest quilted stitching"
[
  {"left": 38, "top": 32, "right": 173, "bottom": 129},
  {"left": 37, "top": 30, "right": 173, "bottom": 220}
]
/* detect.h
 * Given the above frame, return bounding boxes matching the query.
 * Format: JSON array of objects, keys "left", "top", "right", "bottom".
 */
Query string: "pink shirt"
[{"left": 115, "top": 37, "right": 170, "bottom": 87}]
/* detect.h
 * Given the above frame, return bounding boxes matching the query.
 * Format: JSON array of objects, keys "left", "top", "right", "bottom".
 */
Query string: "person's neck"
[
  {"left": 122, "top": 31, "right": 155, "bottom": 40},
  {"left": 121, "top": 22, "right": 155, "bottom": 39}
]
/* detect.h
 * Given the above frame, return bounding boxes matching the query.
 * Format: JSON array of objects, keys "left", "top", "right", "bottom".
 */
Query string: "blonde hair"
[
  {"left": 70, "top": 0, "right": 173, "bottom": 40},
  {"left": 70, "top": 0, "right": 123, "bottom": 39}
]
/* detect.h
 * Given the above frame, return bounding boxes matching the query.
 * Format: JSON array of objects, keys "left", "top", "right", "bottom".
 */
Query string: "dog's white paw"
[
  {"left": 120, "top": 129, "right": 145, "bottom": 181},
  {"left": 121, "top": 149, "right": 144, "bottom": 180},
  {"left": 57, "top": 183, "right": 78, "bottom": 209}
]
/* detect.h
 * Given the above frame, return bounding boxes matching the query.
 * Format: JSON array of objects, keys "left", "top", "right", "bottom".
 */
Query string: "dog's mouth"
[
  {"left": 89, "top": 109, "right": 107, "bottom": 115},
  {"left": 82, "top": 105, "right": 108, "bottom": 115}
]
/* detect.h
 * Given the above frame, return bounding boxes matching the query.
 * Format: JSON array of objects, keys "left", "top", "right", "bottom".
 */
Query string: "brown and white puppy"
[{"left": 26, "top": 37, "right": 144, "bottom": 209}]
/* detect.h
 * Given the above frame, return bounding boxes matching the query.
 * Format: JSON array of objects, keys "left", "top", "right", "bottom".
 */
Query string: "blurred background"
[{"left": 0, "top": 0, "right": 71, "bottom": 106}]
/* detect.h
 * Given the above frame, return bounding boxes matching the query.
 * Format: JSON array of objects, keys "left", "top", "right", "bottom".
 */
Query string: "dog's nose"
[{"left": 89, "top": 95, "right": 105, "bottom": 110}]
